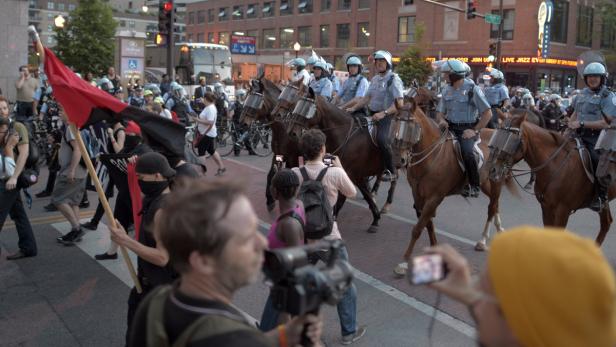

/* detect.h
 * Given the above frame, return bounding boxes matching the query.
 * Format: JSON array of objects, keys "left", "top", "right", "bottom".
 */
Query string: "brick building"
[{"left": 185, "top": 0, "right": 614, "bottom": 92}]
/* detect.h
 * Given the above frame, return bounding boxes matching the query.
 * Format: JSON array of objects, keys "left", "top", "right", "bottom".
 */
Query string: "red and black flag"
[{"left": 43, "top": 47, "right": 186, "bottom": 158}]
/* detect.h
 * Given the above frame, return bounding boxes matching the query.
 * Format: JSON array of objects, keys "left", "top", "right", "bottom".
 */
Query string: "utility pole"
[
  {"left": 166, "top": 1, "right": 175, "bottom": 79},
  {"left": 496, "top": 0, "right": 504, "bottom": 69}
]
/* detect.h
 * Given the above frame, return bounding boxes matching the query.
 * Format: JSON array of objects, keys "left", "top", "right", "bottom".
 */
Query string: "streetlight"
[
  {"left": 293, "top": 42, "right": 301, "bottom": 58},
  {"left": 142, "top": 4, "right": 148, "bottom": 12},
  {"left": 54, "top": 15, "right": 66, "bottom": 28}
]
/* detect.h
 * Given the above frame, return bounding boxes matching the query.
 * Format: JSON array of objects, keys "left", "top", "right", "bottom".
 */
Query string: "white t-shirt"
[
  {"left": 160, "top": 109, "right": 172, "bottom": 120},
  {"left": 198, "top": 104, "right": 217, "bottom": 137}
]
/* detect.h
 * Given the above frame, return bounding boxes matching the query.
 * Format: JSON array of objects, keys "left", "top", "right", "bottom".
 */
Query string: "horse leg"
[
  {"left": 524, "top": 173, "right": 536, "bottom": 190},
  {"left": 551, "top": 206, "right": 571, "bottom": 228},
  {"left": 380, "top": 178, "right": 398, "bottom": 214},
  {"left": 475, "top": 180, "right": 502, "bottom": 251},
  {"left": 541, "top": 206, "right": 555, "bottom": 226},
  {"left": 371, "top": 176, "right": 381, "bottom": 200},
  {"left": 394, "top": 197, "right": 442, "bottom": 277},
  {"left": 265, "top": 160, "right": 276, "bottom": 212},
  {"left": 334, "top": 194, "right": 347, "bottom": 219},
  {"left": 414, "top": 202, "right": 437, "bottom": 245},
  {"left": 596, "top": 207, "right": 613, "bottom": 245},
  {"left": 357, "top": 178, "right": 381, "bottom": 233}
]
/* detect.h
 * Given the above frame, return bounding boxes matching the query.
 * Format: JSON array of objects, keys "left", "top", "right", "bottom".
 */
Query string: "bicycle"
[{"left": 216, "top": 118, "right": 272, "bottom": 157}]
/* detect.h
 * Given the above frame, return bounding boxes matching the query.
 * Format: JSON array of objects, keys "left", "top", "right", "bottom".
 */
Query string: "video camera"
[{"left": 263, "top": 239, "right": 354, "bottom": 316}]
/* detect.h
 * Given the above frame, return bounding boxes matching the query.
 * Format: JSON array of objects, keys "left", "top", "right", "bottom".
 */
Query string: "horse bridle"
[
  {"left": 240, "top": 91, "right": 265, "bottom": 124},
  {"left": 272, "top": 84, "right": 300, "bottom": 119}
]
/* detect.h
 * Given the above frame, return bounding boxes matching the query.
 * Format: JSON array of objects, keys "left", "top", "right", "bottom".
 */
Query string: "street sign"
[{"left": 484, "top": 14, "right": 501, "bottom": 25}]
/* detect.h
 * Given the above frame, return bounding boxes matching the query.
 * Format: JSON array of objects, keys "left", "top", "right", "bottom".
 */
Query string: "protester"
[
  {"left": 108, "top": 151, "right": 177, "bottom": 345},
  {"left": 128, "top": 179, "right": 322, "bottom": 347},
  {"left": 259, "top": 169, "right": 305, "bottom": 330},
  {"left": 53, "top": 104, "right": 88, "bottom": 245},
  {"left": 106, "top": 67, "right": 121, "bottom": 93},
  {"left": 159, "top": 74, "right": 171, "bottom": 96},
  {"left": 15, "top": 65, "right": 39, "bottom": 129},
  {"left": 0, "top": 107, "right": 37, "bottom": 260},
  {"left": 426, "top": 226, "right": 616, "bottom": 347},
  {"left": 291, "top": 129, "right": 366, "bottom": 345},
  {"left": 191, "top": 92, "right": 226, "bottom": 176}
]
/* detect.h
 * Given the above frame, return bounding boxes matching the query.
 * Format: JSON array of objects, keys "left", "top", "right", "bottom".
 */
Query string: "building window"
[
  {"left": 336, "top": 23, "right": 350, "bottom": 48},
  {"left": 188, "top": 12, "right": 195, "bottom": 24},
  {"left": 263, "top": 1, "right": 274, "bottom": 17},
  {"left": 246, "top": 29, "right": 258, "bottom": 47},
  {"left": 550, "top": 0, "right": 568, "bottom": 43},
  {"left": 68, "top": 4, "right": 75, "bottom": 11},
  {"left": 338, "top": 0, "right": 351, "bottom": 10},
  {"left": 263, "top": 29, "right": 277, "bottom": 49},
  {"left": 403, "top": 0, "right": 414, "bottom": 5},
  {"left": 398, "top": 16, "right": 415, "bottom": 43},
  {"left": 357, "top": 22, "right": 370, "bottom": 47},
  {"left": 47, "top": 2, "right": 54, "bottom": 10},
  {"left": 58, "top": 3, "right": 64, "bottom": 11},
  {"left": 197, "top": 33, "right": 204, "bottom": 42},
  {"left": 120, "top": 20, "right": 126, "bottom": 27},
  {"left": 129, "top": 20, "right": 135, "bottom": 29},
  {"left": 298, "top": 26, "right": 311, "bottom": 46},
  {"left": 47, "top": 24, "right": 53, "bottom": 32},
  {"left": 358, "top": 0, "right": 370, "bottom": 9},
  {"left": 197, "top": 10, "right": 205, "bottom": 23},
  {"left": 47, "top": 13, "right": 53, "bottom": 20},
  {"left": 208, "top": 9, "right": 214, "bottom": 22},
  {"left": 47, "top": 36, "right": 54, "bottom": 44},
  {"left": 232, "top": 5, "right": 244, "bottom": 19},
  {"left": 247, "top": 3, "right": 258, "bottom": 18},
  {"left": 320, "top": 25, "right": 329, "bottom": 47},
  {"left": 321, "top": 0, "right": 331, "bottom": 11},
  {"left": 207, "top": 32, "right": 214, "bottom": 43},
  {"left": 219, "top": 8, "right": 228, "bottom": 21},
  {"left": 601, "top": 21, "right": 616, "bottom": 49},
  {"left": 490, "top": 9, "right": 515, "bottom": 40},
  {"left": 299, "top": 0, "right": 313, "bottom": 13},
  {"left": 280, "top": 28, "right": 294, "bottom": 48},
  {"left": 576, "top": 5, "right": 593, "bottom": 47},
  {"left": 219, "top": 32, "right": 230, "bottom": 45},
  {"left": 280, "top": 0, "right": 293, "bottom": 15}
]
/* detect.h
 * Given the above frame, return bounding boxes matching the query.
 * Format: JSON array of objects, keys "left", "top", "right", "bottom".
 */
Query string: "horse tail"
[{"left": 504, "top": 174, "right": 521, "bottom": 199}]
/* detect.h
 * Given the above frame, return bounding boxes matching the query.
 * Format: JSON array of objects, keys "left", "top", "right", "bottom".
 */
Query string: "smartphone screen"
[
  {"left": 410, "top": 254, "right": 445, "bottom": 285},
  {"left": 323, "top": 158, "right": 332, "bottom": 166}
]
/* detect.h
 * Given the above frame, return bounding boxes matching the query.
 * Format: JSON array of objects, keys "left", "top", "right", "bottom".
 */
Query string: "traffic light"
[
  {"left": 158, "top": 0, "right": 173, "bottom": 35},
  {"left": 466, "top": 0, "right": 477, "bottom": 19},
  {"left": 489, "top": 43, "right": 497, "bottom": 57},
  {"left": 155, "top": 33, "right": 166, "bottom": 46}
]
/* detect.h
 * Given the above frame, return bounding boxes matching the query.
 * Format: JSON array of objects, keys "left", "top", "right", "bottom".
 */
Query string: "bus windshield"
[{"left": 176, "top": 44, "right": 232, "bottom": 85}]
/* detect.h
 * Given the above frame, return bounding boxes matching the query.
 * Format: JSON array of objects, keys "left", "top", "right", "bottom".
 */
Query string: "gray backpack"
[{"left": 298, "top": 167, "right": 334, "bottom": 240}]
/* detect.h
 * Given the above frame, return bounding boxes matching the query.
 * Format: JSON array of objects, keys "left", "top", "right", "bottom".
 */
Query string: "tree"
[
  {"left": 394, "top": 23, "right": 433, "bottom": 87},
  {"left": 53, "top": 0, "right": 117, "bottom": 76}
]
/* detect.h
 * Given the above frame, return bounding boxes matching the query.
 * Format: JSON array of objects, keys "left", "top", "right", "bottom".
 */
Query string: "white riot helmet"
[{"left": 373, "top": 50, "right": 393, "bottom": 70}]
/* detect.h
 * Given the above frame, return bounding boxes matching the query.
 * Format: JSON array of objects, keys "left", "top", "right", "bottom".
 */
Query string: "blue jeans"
[
  {"left": 0, "top": 182, "right": 37, "bottom": 255},
  {"left": 259, "top": 245, "right": 358, "bottom": 336}
]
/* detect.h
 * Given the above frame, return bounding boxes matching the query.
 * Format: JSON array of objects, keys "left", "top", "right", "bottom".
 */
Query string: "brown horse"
[
  {"left": 239, "top": 77, "right": 303, "bottom": 211},
  {"left": 487, "top": 110, "right": 614, "bottom": 244},
  {"left": 280, "top": 84, "right": 390, "bottom": 233},
  {"left": 391, "top": 97, "right": 516, "bottom": 276}
]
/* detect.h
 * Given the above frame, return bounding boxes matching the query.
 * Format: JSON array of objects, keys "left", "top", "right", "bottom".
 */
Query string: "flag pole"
[{"left": 70, "top": 124, "right": 142, "bottom": 293}]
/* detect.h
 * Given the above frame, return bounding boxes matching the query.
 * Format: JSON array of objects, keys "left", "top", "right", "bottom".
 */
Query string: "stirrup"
[{"left": 381, "top": 170, "right": 396, "bottom": 182}]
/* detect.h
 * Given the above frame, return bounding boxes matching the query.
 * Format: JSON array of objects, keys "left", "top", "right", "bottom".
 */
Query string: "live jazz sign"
[{"left": 537, "top": 0, "right": 553, "bottom": 58}]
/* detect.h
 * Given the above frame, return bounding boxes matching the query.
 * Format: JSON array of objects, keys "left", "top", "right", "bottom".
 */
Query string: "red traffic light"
[{"left": 162, "top": 1, "right": 173, "bottom": 12}]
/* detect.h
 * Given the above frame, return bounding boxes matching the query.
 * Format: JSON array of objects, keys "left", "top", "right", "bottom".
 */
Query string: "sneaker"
[
  {"left": 215, "top": 168, "right": 227, "bottom": 176},
  {"left": 79, "top": 200, "right": 90, "bottom": 208},
  {"left": 35, "top": 191, "right": 51, "bottom": 198},
  {"left": 44, "top": 203, "right": 58, "bottom": 212},
  {"left": 94, "top": 252, "right": 118, "bottom": 260},
  {"left": 589, "top": 197, "right": 606, "bottom": 212},
  {"left": 461, "top": 185, "right": 471, "bottom": 197},
  {"left": 81, "top": 221, "right": 98, "bottom": 231},
  {"left": 341, "top": 326, "right": 367, "bottom": 345},
  {"left": 470, "top": 185, "right": 480, "bottom": 198},
  {"left": 56, "top": 229, "right": 77, "bottom": 243},
  {"left": 60, "top": 228, "right": 84, "bottom": 245}
]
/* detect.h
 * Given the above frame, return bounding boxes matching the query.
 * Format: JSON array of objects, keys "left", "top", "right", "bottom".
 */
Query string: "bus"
[{"left": 145, "top": 43, "right": 234, "bottom": 96}]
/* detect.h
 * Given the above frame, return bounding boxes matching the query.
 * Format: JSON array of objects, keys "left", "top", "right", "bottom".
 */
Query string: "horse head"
[
  {"left": 272, "top": 77, "right": 307, "bottom": 120},
  {"left": 390, "top": 96, "right": 423, "bottom": 155},
  {"left": 486, "top": 110, "right": 527, "bottom": 182},
  {"left": 240, "top": 77, "right": 281, "bottom": 127},
  {"left": 285, "top": 87, "right": 319, "bottom": 139}
]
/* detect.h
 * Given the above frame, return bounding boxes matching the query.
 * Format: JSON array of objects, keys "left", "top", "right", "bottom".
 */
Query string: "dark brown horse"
[
  {"left": 487, "top": 110, "right": 614, "bottom": 244},
  {"left": 391, "top": 97, "right": 516, "bottom": 276},
  {"left": 239, "top": 77, "right": 302, "bottom": 211},
  {"left": 279, "top": 83, "right": 389, "bottom": 233}
]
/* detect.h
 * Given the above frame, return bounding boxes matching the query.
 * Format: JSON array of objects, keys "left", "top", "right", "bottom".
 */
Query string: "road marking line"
[
  {"left": 4, "top": 211, "right": 95, "bottom": 229},
  {"left": 227, "top": 158, "right": 478, "bottom": 246}
]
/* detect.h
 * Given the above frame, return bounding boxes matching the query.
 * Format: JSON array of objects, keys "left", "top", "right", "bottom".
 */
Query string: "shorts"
[
  {"left": 51, "top": 176, "right": 86, "bottom": 206},
  {"left": 197, "top": 135, "right": 217, "bottom": 156}
]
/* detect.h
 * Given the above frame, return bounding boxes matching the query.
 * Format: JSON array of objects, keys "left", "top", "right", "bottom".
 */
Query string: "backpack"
[
  {"left": 298, "top": 167, "right": 334, "bottom": 240},
  {"left": 145, "top": 285, "right": 256, "bottom": 347},
  {"left": 64, "top": 127, "right": 100, "bottom": 167}
]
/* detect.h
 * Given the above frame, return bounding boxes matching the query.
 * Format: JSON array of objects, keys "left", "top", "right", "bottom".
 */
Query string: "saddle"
[
  {"left": 451, "top": 134, "right": 484, "bottom": 172},
  {"left": 574, "top": 137, "right": 595, "bottom": 183},
  {"left": 351, "top": 111, "right": 378, "bottom": 146}
]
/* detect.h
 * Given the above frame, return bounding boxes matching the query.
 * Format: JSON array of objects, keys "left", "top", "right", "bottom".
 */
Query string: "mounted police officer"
[
  {"left": 289, "top": 58, "right": 311, "bottom": 86},
  {"left": 326, "top": 62, "right": 341, "bottom": 98},
  {"left": 344, "top": 50, "right": 404, "bottom": 182},
  {"left": 568, "top": 62, "right": 616, "bottom": 211},
  {"left": 309, "top": 60, "right": 333, "bottom": 101},
  {"left": 335, "top": 55, "right": 369, "bottom": 107},
  {"left": 483, "top": 69, "right": 510, "bottom": 128},
  {"left": 436, "top": 59, "right": 492, "bottom": 197},
  {"left": 306, "top": 55, "right": 319, "bottom": 83}
]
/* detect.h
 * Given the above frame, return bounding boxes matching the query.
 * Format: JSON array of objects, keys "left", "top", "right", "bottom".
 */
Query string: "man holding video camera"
[
  {"left": 128, "top": 180, "right": 322, "bottom": 347},
  {"left": 291, "top": 129, "right": 366, "bottom": 345}
]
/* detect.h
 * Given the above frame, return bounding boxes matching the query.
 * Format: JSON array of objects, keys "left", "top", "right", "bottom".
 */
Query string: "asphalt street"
[{"left": 0, "top": 150, "right": 613, "bottom": 347}]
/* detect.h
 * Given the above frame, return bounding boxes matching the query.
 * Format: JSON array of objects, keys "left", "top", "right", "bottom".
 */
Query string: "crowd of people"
[{"left": 1, "top": 24, "right": 616, "bottom": 347}]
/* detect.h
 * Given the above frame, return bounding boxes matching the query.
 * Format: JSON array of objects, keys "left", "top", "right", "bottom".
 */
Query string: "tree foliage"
[
  {"left": 53, "top": 0, "right": 117, "bottom": 76},
  {"left": 394, "top": 23, "right": 433, "bottom": 86}
]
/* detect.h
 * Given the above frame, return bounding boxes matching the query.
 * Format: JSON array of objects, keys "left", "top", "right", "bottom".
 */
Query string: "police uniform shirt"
[
  {"left": 437, "top": 79, "right": 491, "bottom": 124},
  {"left": 366, "top": 71, "right": 404, "bottom": 112},
  {"left": 573, "top": 86, "right": 616, "bottom": 122},
  {"left": 339, "top": 75, "right": 369, "bottom": 104},
  {"left": 484, "top": 83, "right": 509, "bottom": 107},
  {"left": 330, "top": 75, "right": 341, "bottom": 94},
  {"left": 293, "top": 69, "right": 311, "bottom": 86},
  {"left": 309, "top": 77, "right": 333, "bottom": 98}
]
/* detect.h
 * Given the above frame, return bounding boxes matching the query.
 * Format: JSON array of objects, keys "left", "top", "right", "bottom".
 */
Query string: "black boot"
[{"left": 590, "top": 186, "right": 609, "bottom": 212}]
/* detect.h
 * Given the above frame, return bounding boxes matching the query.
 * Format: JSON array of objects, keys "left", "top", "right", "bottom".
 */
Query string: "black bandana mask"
[{"left": 138, "top": 180, "right": 169, "bottom": 197}]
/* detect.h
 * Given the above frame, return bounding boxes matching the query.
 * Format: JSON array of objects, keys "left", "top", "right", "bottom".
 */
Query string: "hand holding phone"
[{"left": 409, "top": 254, "right": 446, "bottom": 285}]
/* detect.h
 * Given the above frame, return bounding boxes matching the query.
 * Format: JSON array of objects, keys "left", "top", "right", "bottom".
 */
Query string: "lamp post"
[{"left": 293, "top": 42, "right": 301, "bottom": 58}]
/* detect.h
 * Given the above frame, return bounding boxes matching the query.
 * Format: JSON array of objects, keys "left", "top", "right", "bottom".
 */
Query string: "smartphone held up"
[{"left": 409, "top": 254, "right": 447, "bottom": 285}]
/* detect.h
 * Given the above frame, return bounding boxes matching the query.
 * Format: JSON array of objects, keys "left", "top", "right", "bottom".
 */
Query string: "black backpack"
[{"left": 298, "top": 167, "right": 334, "bottom": 240}]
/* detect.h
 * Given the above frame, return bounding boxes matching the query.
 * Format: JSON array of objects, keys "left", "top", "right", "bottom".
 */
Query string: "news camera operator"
[{"left": 128, "top": 179, "right": 323, "bottom": 347}]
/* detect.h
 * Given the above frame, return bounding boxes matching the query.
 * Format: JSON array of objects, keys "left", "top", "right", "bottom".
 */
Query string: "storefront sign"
[
  {"left": 230, "top": 35, "right": 256, "bottom": 55},
  {"left": 425, "top": 56, "right": 577, "bottom": 67},
  {"left": 537, "top": 0, "right": 553, "bottom": 58}
]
